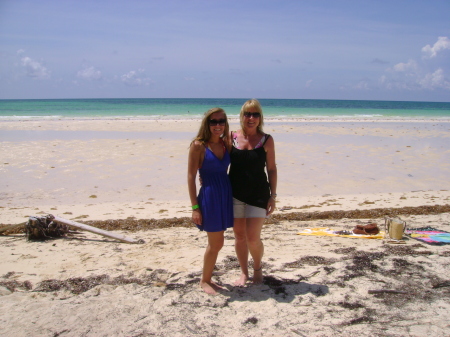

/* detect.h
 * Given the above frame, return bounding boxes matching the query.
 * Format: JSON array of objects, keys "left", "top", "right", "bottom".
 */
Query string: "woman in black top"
[{"left": 229, "top": 99, "right": 277, "bottom": 285}]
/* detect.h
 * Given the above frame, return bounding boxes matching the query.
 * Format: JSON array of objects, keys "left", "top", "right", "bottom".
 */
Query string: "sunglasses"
[
  {"left": 209, "top": 118, "right": 226, "bottom": 126},
  {"left": 244, "top": 112, "right": 261, "bottom": 118}
]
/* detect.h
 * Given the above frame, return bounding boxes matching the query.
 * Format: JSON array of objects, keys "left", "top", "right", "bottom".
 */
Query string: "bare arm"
[
  {"left": 264, "top": 135, "right": 277, "bottom": 215},
  {"left": 187, "top": 141, "right": 204, "bottom": 225}
]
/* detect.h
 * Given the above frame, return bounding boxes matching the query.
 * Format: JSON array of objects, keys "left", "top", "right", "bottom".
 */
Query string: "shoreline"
[{"left": 2, "top": 117, "right": 450, "bottom": 123}]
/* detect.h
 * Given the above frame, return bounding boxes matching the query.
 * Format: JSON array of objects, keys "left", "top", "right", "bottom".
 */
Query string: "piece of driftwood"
[
  {"left": 53, "top": 215, "right": 144, "bottom": 244},
  {"left": 0, "top": 223, "right": 26, "bottom": 235},
  {"left": 368, "top": 289, "right": 408, "bottom": 295}
]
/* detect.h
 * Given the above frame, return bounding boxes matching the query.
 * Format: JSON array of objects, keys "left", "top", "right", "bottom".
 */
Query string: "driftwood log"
[{"left": 52, "top": 216, "right": 144, "bottom": 244}]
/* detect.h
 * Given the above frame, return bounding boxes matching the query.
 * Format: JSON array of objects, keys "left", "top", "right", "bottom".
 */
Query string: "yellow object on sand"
[{"left": 297, "top": 227, "right": 384, "bottom": 239}]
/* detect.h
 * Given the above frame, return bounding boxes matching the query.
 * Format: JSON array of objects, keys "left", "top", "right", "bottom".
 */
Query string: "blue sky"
[{"left": 1, "top": 0, "right": 449, "bottom": 101}]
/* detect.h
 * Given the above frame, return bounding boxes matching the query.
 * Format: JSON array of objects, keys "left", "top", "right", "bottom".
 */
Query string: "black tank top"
[{"left": 229, "top": 132, "right": 271, "bottom": 209}]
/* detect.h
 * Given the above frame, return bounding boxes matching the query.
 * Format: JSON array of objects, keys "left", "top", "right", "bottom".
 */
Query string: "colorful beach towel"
[
  {"left": 297, "top": 227, "right": 384, "bottom": 240},
  {"left": 405, "top": 227, "right": 450, "bottom": 246}
]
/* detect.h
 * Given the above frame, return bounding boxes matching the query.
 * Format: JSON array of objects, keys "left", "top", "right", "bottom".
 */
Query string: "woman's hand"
[
  {"left": 192, "top": 209, "right": 202, "bottom": 226},
  {"left": 266, "top": 197, "right": 276, "bottom": 215}
]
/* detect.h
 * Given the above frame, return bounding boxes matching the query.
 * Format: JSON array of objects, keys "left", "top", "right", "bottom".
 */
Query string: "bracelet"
[
  {"left": 271, "top": 194, "right": 277, "bottom": 200},
  {"left": 192, "top": 204, "right": 199, "bottom": 210}
]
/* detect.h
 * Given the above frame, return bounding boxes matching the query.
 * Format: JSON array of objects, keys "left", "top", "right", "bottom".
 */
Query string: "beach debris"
[
  {"left": 52, "top": 215, "right": 144, "bottom": 244},
  {"left": 0, "top": 223, "right": 26, "bottom": 235},
  {"left": 23, "top": 214, "right": 143, "bottom": 244},
  {"left": 26, "top": 215, "right": 69, "bottom": 241},
  {"left": 0, "top": 279, "right": 33, "bottom": 292}
]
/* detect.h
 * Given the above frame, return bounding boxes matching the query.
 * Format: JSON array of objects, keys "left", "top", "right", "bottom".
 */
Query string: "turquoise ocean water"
[{"left": 1, "top": 98, "right": 450, "bottom": 120}]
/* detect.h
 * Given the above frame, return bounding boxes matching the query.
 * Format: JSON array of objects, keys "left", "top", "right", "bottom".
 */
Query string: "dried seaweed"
[
  {"left": 332, "top": 247, "right": 357, "bottom": 254},
  {"left": 0, "top": 279, "right": 32, "bottom": 292},
  {"left": 221, "top": 255, "right": 240, "bottom": 271},
  {"left": 283, "top": 256, "right": 335, "bottom": 268},
  {"left": 267, "top": 204, "right": 450, "bottom": 223},
  {"left": 2, "top": 204, "right": 449, "bottom": 234},
  {"left": 344, "top": 315, "right": 374, "bottom": 325},
  {"left": 383, "top": 245, "right": 433, "bottom": 257},
  {"left": 337, "top": 301, "right": 365, "bottom": 310},
  {"left": 33, "top": 269, "right": 173, "bottom": 294},
  {"left": 243, "top": 317, "right": 258, "bottom": 325}
]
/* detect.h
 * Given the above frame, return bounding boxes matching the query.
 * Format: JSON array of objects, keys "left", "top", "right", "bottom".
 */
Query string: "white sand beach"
[{"left": 1, "top": 119, "right": 450, "bottom": 336}]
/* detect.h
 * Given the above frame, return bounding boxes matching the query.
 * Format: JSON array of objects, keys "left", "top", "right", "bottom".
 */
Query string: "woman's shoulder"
[{"left": 190, "top": 140, "right": 206, "bottom": 151}]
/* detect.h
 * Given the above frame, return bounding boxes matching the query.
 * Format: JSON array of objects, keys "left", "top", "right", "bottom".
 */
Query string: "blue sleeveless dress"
[{"left": 197, "top": 146, "right": 234, "bottom": 232}]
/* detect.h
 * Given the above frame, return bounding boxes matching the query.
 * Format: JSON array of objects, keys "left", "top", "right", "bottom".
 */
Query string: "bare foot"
[
  {"left": 200, "top": 280, "right": 218, "bottom": 295},
  {"left": 234, "top": 273, "right": 249, "bottom": 287},
  {"left": 252, "top": 268, "right": 263, "bottom": 285},
  {"left": 200, "top": 280, "right": 227, "bottom": 295}
]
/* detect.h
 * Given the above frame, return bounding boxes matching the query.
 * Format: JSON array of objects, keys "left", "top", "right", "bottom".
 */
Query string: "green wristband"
[{"left": 192, "top": 204, "right": 199, "bottom": 210}]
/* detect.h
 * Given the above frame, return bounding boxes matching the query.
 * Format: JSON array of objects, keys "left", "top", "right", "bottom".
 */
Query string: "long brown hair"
[
  {"left": 240, "top": 99, "right": 264, "bottom": 135},
  {"left": 191, "top": 107, "right": 229, "bottom": 145}
]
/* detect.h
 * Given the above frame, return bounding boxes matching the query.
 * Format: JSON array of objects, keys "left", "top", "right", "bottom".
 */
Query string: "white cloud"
[
  {"left": 381, "top": 67, "right": 450, "bottom": 91},
  {"left": 418, "top": 68, "right": 450, "bottom": 90},
  {"left": 21, "top": 56, "right": 50, "bottom": 79},
  {"left": 305, "top": 79, "right": 313, "bottom": 88},
  {"left": 422, "top": 36, "right": 450, "bottom": 58},
  {"left": 77, "top": 66, "right": 102, "bottom": 80},
  {"left": 392, "top": 59, "right": 417, "bottom": 73},
  {"left": 354, "top": 81, "right": 369, "bottom": 90},
  {"left": 120, "top": 69, "right": 152, "bottom": 86},
  {"left": 380, "top": 37, "right": 450, "bottom": 92}
]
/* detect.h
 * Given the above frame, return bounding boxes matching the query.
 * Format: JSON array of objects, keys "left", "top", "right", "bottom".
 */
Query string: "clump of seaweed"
[
  {"left": 337, "top": 301, "right": 365, "bottom": 310},
  {"left": 340, "top": 251, "right": 385, "bottom": 281},
  {"left": 243, "top": 317, "right": 258, "bottom": 325},
  {"left": 221, "top": 255, "right": 240, "bottom": 271},
  {"left": 383, "top": 244, "right": 433, "bottom": 256},
  {"left": 0, "top": 279, "right": 32, "bottom": 292},
  {"left": 33, "top": 269, "right": 173, "bottom": 294},
  {"left": 283, "top": 255, "right": 336, "bottom": 268},
  {"left": 332, "top": 247, "right": 357, "bottom": 254}
]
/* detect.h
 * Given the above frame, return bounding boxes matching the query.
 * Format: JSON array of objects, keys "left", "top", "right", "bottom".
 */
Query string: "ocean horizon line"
[{"left": 2, "top": 97, "right": 450, "bottom": 104}]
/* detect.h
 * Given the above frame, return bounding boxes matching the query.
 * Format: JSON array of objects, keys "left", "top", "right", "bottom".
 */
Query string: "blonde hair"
[
  {"left": 240, "top": 99, "right": 264, "bottom": 135},
  {"left": 192, "top": 107, "right": 229, "bottom": 145}
]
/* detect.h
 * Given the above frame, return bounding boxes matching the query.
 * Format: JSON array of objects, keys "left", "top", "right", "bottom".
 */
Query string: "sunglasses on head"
[
  {"left": 244, "top": 112, "right": 261, "bottom": 118},
  {"left": 209, "top": 118, "right": 226, "bottom": 126}
]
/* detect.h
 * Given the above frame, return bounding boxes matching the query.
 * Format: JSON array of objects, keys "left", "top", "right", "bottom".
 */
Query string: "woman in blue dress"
[{"left": 187, "top": 107, "right": 234, "bottom": 295}]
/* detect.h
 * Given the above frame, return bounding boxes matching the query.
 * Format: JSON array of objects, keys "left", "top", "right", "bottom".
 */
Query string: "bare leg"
[
  {"left": 233, "top": 218, "right": 249, "bottom": 286},
  {"left": 200, "top": 231, "right": 225, "bottom": 295},
  {"left": 246, "top": 218, "right": 265, "bottom": 284}
]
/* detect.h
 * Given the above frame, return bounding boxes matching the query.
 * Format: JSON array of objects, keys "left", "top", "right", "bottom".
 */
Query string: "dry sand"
[{"left": 1, "top": 119, "right": 450, "bottom": 336}]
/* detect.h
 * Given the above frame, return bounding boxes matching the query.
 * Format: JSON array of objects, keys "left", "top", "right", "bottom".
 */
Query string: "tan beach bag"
[{"left": 384, "top": 216, "right": 406, "bottom": 240}]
